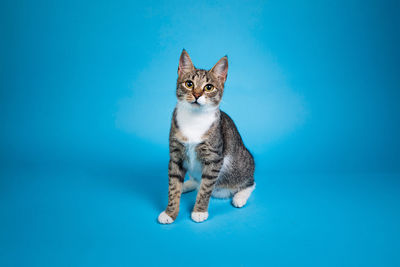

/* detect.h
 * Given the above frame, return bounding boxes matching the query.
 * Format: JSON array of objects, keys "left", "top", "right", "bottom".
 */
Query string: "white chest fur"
[
  {"left": 175, "top": 102, "right": 218, "bottom": 179},
  {"left": 175, "top": 103, "right": 217, "bottom": 143}
]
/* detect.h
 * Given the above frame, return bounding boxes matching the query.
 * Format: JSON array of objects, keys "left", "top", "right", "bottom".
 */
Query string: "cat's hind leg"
[
  {"left": 182, "top": 175, "right": 199, "bottom": 193},
  {"left": 212, "top": 187, "right": 233, "bottom": 198},
  {"left": 232, "top": 183, "right": 256, "bottom": 208}
]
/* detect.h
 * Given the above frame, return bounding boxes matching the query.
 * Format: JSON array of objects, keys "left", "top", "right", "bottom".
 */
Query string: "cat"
[{"left": 158, "top": 49, "right": 255, "bottom": 224}]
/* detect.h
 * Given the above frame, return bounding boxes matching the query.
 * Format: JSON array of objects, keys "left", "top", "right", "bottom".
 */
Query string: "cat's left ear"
[
  {"left": 178, "top": 49, "right": 195, "bottom": 76},
  {"left": 210, "top": 56, "right": 228, "bottom": 83}
]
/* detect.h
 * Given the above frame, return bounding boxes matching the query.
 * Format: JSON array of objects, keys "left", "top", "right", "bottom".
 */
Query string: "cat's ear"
[
  {"left": 210, "top": 56, "right": 228, "bottom": 83},
  {"left": 178, "top": 49, "right": 195, "bottom": 76}
]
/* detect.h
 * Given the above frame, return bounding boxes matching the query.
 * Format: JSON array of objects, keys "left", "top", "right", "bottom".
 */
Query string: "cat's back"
[
  {"left": 220, "top": 110, "right": 247, "bottom": 148},
  {"left": 215, "top": 110, "right": 255, "bottom": 189},
  {"left": 220, "top": 110, "right": 254, "bottom": 168}
]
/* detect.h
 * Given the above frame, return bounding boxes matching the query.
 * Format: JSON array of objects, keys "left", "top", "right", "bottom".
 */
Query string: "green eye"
[
  {"left": 204, "top": 84, "right": 214, "bottom": 91},
  {"left": 185, "top": 81, "right": 194, "bottom": 88}
]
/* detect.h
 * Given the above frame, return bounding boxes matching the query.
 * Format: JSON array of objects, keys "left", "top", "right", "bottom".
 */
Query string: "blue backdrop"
[{"left": 1, "top": 0, "right": 399, "bottom": 266}]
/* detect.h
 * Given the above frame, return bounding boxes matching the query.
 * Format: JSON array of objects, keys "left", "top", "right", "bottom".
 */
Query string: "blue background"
[{"left": 1, "top": 0, "right": 399, "bottom": 266}]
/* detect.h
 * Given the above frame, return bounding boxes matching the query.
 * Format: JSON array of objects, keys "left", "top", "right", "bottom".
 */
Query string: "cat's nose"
[{"left": 193, "top": 92, "right": 202, "bottom": 99}]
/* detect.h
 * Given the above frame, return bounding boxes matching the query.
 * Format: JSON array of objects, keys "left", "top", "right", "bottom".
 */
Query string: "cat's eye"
[
  {"left": 204, "top": 84, "right": 214, "bottom": 92},
  {"left": 185, "top": 80, "right": 194, "bottom": 88}
]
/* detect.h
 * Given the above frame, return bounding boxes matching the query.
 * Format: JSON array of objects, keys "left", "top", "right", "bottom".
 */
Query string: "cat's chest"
[
  {"left": 175, "top": 107, "right": 217, "bottom": 179},
  {"left": 175, "top": 108, "right": 217, "bottom": 143}
]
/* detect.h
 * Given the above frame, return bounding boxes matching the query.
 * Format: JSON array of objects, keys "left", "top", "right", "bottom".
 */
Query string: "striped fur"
[{"left": 158, "top": 49, "right": 255, "bottom": 224}]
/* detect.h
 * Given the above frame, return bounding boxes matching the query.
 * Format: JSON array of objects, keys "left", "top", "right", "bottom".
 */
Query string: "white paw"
[
  {"left": 191, "top": 211, "right": 209, "bottom": 223},
  {"left": 232, "top": 184, "right": 255, "bottom": 208},
  {"left": 232, "top": 195, "right": 247, "bottom": 208},
  {"left": 182, "top": 179, "right": 199, "bottom": 193},
  {"left": 158, "top": 211, "right": 174, "bottom": 224}
]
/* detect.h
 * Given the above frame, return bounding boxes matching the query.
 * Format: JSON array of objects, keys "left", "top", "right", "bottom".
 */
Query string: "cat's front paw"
[
  {"left": 158, "top": 211, "right": 174, "bottom": 224},
  {"left": 191, "top": 211, "right": 209, "bottom": 223}
]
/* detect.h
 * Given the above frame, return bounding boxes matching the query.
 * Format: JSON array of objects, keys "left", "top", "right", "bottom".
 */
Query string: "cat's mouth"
[{"left": 191, "top": 100, "right": 201, "bottom": 106}]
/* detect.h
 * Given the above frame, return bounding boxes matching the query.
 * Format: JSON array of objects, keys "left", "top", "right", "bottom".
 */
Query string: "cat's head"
[{"left": 176, "top": 49, "right": 228, "bottom": 110}]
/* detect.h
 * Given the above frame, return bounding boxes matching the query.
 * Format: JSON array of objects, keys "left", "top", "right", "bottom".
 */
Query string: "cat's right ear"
[
  {"left": 210, "top": 56, "right": 228, "bottom": 84},
  {"left": 178, "top": 49, "right": 194, "bottom": 76}
]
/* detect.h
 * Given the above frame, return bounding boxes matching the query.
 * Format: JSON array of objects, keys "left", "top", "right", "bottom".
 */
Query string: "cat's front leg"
[
  {"left": 192, "top": 146, "right": 223, "bottom": 223},
  {"left": 158, "top": 141, "right": 186, "bottom": 224},
  {"left": 158, "top": 159, "right": 186, "bottom": 224}
]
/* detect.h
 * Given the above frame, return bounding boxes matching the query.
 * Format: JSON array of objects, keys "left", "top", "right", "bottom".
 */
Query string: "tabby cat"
[{"left": 158, "top": 50, "right": 255, "bottom": 224}]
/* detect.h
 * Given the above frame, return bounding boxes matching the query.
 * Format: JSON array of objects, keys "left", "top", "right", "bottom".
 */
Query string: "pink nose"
[{"left": 193, "top": 92, "right": 202, "bottom": 99}]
